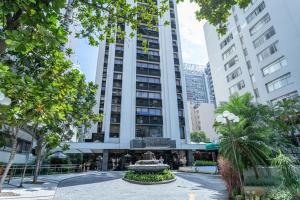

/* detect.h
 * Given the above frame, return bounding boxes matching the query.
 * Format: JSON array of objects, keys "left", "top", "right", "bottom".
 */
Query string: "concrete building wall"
[
  {"left": 188, "top": 102, "right": 218, "bottom": 142},
  {"left": 88, "top": 0, "right": 191, "bottom": 150},
  {"left": 204, "top": 0, "right": 300, "bottom": 106}
]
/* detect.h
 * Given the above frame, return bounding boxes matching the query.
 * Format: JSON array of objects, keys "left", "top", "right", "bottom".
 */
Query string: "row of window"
[
  {"left": 136, "top": 91, "right": 161, "bottom": 99},
  {"left": 250, "top": 14, "right": 270, "bottom": 36},
  {"left": 136, "top": 125, "right": 163, "bottom": 138},
  {"left": 137, "top": 61, "right": 160, "bottom": 69},
  {"left": 227, "top": 67, "right": 242, "bottom": 82},
  {"left": 136, "top": 75, "right": 160, "bottom": 84},
  {"left": 246, "top": 1, "right": 265, "bottom": 24},
  {"left": 257, "top": 41, "right": 278, "bottom": 62},
  {"left": 220, "top": 33, "right": 233, "bottom": 49},
  {"left": 224, "top": 56, "right": 238, "bottom": 71},
  {"left": 262, "top": 57, "right": 287, "bottom": 76},
  {"left": 229, "top": 80, "right": 245, "bottom": 94},
  {"left": 266, "top": 73, "right": 292, "bottom": 93},
  {"left": 136, "top": 107, "right": 162, "bottom": 116},
  {"left": 253, "top": 26, "right": 275, "bottom": 48},
  {"left": 222, "top": 45, "right": 236, "bottom": 60}
]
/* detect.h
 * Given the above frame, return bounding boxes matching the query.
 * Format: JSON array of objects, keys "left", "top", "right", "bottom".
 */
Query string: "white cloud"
[{"left": 177, "top": 1, "right": 208, "bottom": 65}]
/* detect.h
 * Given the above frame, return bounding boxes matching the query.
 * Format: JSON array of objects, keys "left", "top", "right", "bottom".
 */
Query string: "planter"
[
  {"left": 122, "top": 177, "right": 176, "bottom": 185},
  {"left": 243, "top": 186, "right": 267, "bottom": 198}
]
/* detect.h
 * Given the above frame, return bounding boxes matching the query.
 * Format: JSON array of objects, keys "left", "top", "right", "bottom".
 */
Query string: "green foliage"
[
  {"left": 272, "top": 96, "right": 300, "bottom": 146},
  {"left": 124, "top": 170, "right": 175, "bottom": 183},
  {"left": 215, "top": 93, "right": 273, "bottom": 178},
  {"left": 272, "top": 151, "right": 299, "bottom": 187},
  {"left": 266, "top": 186, "right": 294, "bottom": 200},
  {"left": 190, "top": 131, "right": 209, "bottom": 143},
  {"left": 184, "top": 0, "right": 252, "bottom": 34},
  {"left": 193, "top": 160, "right": 216, "bottom": 166}
]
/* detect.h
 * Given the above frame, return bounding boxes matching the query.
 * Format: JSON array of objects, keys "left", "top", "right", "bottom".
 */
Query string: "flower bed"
[{"left": 123, "top": 169, "right": 176, "bottom": 184}]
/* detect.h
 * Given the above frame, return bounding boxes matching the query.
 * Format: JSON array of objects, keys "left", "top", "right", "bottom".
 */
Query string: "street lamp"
[{"left": 216, "top": 110, "right": 243, "bottom": 190}]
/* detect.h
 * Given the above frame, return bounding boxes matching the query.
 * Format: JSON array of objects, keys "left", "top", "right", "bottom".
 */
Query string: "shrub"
[
  {"left": 193, "top": 160, "right": 216, "bottom": 166},
  {"left": 266, "top": 187, "right": 293, "bottom": 200},
  {"left": 244, "top": 176, "right": 281, "bottom": 186},
  {"left": 124, "top": 169, "right": 175, "bottom": 183},
  {"left": 218, "top": 157, "right": 241, "bottom": 198}
]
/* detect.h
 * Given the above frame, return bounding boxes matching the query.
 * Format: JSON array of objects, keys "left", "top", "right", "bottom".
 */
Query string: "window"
[
  {"left": 246, "top": 2, "right": 266, "bottom": 23},
  {"left": 220, "top": 33, "right": 233, "bottom": 49},
  {"left": 136, "top": 76, "right": 160, "bottom": 84},
  {"left": 270, "top": 91, "right": 298, "bottom": 105},
  {"left": 227, "top": 68, "right": 242, "bottom": 82},
  {"left": 136, "top": 91, "right": 161, "bottom": 99},
  {"left": 253, "top": 27, "right": 275, "bottom": 48},
  {"left": 224, "top": 56, "right": 239, "bottom": 71},
  {"left": 262, "top": 57, "right": 287, "bottom": 76},
  {"left": 222, "top": 45, "right": 236, "bottom": 60},
  {"left": 249, "top": 14, "right": 271, "bottom": 36},
  {"left": 266, "top": 73, "right": 292, "bottom": 93},
  {"left": 136, "top": 107, "right": 162, "bottom": 116},
  {"left": 229, "top": 80, "right": 245, "bottom": 94},
  {"left": 257, "top": 41, "right": 278, "bottom": 62},
  {"left": 109, "top": 124, "right": 120, "bottom": 138}
]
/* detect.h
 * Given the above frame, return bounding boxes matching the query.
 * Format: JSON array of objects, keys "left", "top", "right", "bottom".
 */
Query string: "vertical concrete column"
[
  {"left": 101, "top": 150, "right": 109, "bottom": 171},
  {"left": 186, "top": 150, "right": 194, "bottom": 166}
]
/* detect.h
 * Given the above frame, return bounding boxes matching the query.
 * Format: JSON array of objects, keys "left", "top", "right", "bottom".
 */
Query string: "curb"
[{"left": 122, "top": 177, "right": 176, "bottom": 185}]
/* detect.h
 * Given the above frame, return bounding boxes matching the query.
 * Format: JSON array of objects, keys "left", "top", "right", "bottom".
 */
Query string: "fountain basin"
[{"left": 127, "top": 163, "right": 169, "bottom": 172}]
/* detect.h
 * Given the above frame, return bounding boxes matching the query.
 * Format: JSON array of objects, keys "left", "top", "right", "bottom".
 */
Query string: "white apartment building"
[
  {"left": 204, "top": 0, "right": 300, "bottom": 105},
  {"left": 65, "top": 0, "right": 205, "bottom": 170}
]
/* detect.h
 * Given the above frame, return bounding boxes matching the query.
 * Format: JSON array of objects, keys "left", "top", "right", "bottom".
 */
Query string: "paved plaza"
[
  {"left": 1, "top": 172, "right": 227, "bottom": 200},
  {"left": 54, "top": 172, "right": 227, "bottom": 200}
]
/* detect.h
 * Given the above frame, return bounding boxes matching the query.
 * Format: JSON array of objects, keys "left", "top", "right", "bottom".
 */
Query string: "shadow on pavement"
[
  {"left": 57, "top": 173, "right": 123, "bottom": 188},
  {"left": 175, "top": 172, "right": 227, "bottom": 200}
]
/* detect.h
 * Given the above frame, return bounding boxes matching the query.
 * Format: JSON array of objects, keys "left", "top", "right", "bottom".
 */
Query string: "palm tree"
[{"left": 215, "top": 93, "right": 273, "bottom": 179}]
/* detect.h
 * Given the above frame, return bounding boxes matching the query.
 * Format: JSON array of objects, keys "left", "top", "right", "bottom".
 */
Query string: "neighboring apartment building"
[
  {"left": 0, "top": 129, "right": 34, "bottom": 164},
  {"left": 183, "top": 63, "right": 212, "bottom": 105},
  {"left": 204, "top": 63, "right": 217, "bottom": 106},
  {"left": 183, "top": 63, "right": 218, "bottom": 142},
  {"left": 65, "top": 0, "right": 205, "bottom": 170},
  {"left": 188, "top": 103, "right": 218, "bottom": 142},
  {"left": 204, "top": 0, "right": 300, "bottom": 106}
]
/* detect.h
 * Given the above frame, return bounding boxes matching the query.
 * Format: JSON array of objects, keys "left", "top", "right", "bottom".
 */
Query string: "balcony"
[{"left": 130, "top": 138, "right": 176, "bottom": 149}]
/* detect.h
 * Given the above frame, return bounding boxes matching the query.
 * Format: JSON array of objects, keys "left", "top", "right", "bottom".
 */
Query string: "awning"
[{"left": 205, "top": 143, "right": 219, "bottom": 151}]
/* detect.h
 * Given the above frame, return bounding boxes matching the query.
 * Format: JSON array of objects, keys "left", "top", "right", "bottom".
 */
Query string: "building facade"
[
  {"left": 183, "top": 63, "right": 212, "bottom": 105},
  {"left": 204, "top": 0, "right": 300, "bottom": 106},
  {"left": 188, "top": 103, "right": 218, "bottom": 142},
  {"left": 204, "top": 63, "right": 216, "bottom": 106},
  {"left": 65, "top": 0, "right": 205, "bottom": 170}
]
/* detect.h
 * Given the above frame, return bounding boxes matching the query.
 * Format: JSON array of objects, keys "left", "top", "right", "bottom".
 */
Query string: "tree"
[
  {"left": 186, "top": 0, "right": 252, "bottom": 34},
  {"left": 0, "top": 0, "right": 169, "bottom": 56},
  {"left": 272, "top": 96, "right": 300, "bottom": 146},
  {"left": 190, "top": 131, "right": 209, "bottom": 143},
  {"left": 214, "top": 93, "right": 273, "bottom": 183}
]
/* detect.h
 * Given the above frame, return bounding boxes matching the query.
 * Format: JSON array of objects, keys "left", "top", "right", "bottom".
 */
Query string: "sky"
[{"left": 72, "top": 1, "right": 208, "bottom": 82}]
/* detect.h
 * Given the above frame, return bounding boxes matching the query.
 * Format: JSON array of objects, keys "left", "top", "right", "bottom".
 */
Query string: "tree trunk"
[
  {"left": 0, "top": 40, "right": 6, "bottom": 55},
  {"left": 32, "top": 143, "right": 43, "bottom": 183},
  {"left": 19, "top": 137, "right": 34, "bottom": 187},
  {"left": 0, "top": 129, "right": 18, "bottom": 192}
]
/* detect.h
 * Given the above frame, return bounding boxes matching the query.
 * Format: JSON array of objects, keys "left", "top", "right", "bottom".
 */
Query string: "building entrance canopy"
[{"left": 59, "top": 142, "right": 206, "bottom": 154}]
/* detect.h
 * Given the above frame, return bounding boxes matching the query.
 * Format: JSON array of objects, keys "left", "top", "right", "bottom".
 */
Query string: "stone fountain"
[{"left": 127, "top": 151, "right": 170, "bottom": 172}]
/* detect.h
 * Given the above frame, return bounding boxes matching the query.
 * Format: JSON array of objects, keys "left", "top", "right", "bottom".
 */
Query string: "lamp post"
[{"left": 216, "top": 110, "right": 243, "bottom": 190}]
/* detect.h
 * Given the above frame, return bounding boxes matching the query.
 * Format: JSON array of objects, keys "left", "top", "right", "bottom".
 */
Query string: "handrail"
[{"left": 0, "top": 164, "right": 86, "bottom": 178}]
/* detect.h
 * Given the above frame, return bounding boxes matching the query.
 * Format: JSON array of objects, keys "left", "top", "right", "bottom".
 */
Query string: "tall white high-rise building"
[
  {"left": 65, "top": 0, "right": 205, "bottom": 170},
  {"left": 204, "top": 0, "right": 300, "bottom": 105}
]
